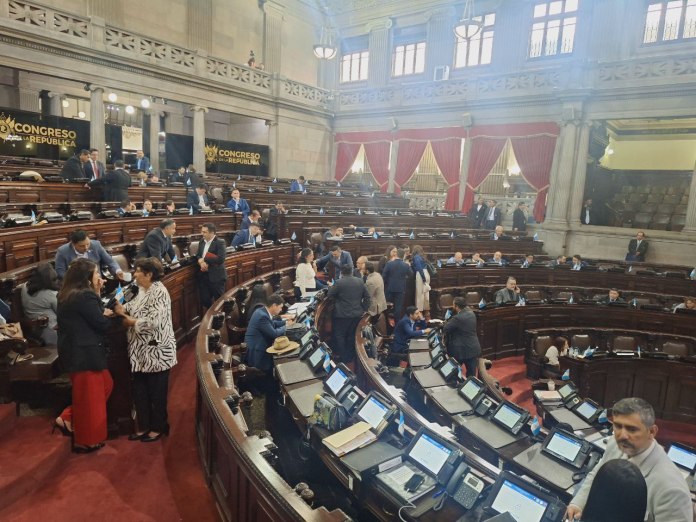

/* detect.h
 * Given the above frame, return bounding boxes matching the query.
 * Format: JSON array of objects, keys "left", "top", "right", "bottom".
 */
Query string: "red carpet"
[{"left": 0, "top": 343, "right": 219, "bottom": 522}]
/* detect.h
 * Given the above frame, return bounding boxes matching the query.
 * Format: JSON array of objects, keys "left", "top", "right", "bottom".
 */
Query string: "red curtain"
[
  {"left": 334, "top": 142, "right": 362, "bottom": 182},
  {"left": 394, "top": 140, "right": 428, "bottom": 194},
  {"left": 430, "top": 138, "right": 463, "bottom": 211},
  {"left": 461, "top": 137, "right": 507, "bottom": 211},
  {"left": 363, "top": 141, "right": 391, "bottom": 192},
  {"left": 510, "top": 135, "right": 557, "bottom": 223}
]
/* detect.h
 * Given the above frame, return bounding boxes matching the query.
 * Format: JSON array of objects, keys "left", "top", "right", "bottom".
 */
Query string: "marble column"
[
  {"left": 565, "top": 121, "right": 592, "bottom": 225},
  {"left": 187, "top": 0, "right": 212, "bottom": 53},
  {"left": 387, "top": 139, "right": 399, "bottom": 193},
  {"left": 366, "top": 18, "right": 393, "bottom": 88},
  {"left": 263, "top": 1, "right": 284, "bottom": 73},
  {"left": 266, "top": 119, "right": 278, "bottom": 180},
  {"left": 89, "top": 85, "right": 105, "bottom": 158},
  {"left": 147, "top": 109, "right": 162, "bottom": 174},
  {"left": 46, "top": 91, "right": 64, "bottom": 117},
  {"left": 191, "top": 105, "right": 208, "bottom": 174},
  {"left": 682, "top": 162, "right": 696, "bottom": 233},
  {"left": 458, "top": 135, "right": 473, "bottom": 211},
  {"left": 545, "top": 120, "right": 579, "bottom": 226}
]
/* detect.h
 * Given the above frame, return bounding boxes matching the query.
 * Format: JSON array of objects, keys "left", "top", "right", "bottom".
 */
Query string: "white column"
[
  {"left": 425, "top": 8, "right": 455, "bottom": 81},
  {"left": 148, "top": 110, "right": 162, "bottom": 174},
  {"left": 191, "top": 105, "right": 208, "bottom": 174},
  {"left": 89, "top": 85, "right": 105, "bottom": 159},
  {"left": 46, "top": 92, "right": 65, "bottom": 117},
  {"left": 18, "top": 88, "right": 40, "bottom": 113},
  {"left": 683, "top": 162, "right": 696, "bottom": 233},
  {"left": 266, "top": 118, "right": 279, "bottom": 179},
  {"left": 366, "top": 18, "right": 393, "bottom": 87},
  {"left": 262, "top": 1, "right": 284, "bottom": 73},
  {"left": 565, "top": 121, "right": 592, "bottom": 224},
  {"left": 387, "top": 140, "right": 399, "bottom": 193},
  {"left": 545, "top": 120, "right": 579, "bottom": 225}
]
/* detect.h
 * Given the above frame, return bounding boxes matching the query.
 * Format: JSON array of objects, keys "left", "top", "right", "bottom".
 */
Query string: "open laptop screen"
[
  {"left": 490, "top": 479, "right": 549, "bottom": 522},
  {"left": 558, "top": 383, "right": 576, "bottom": 399},
  {"left": 307, "top": 345, "right": 325, "bottom": 368},
  {"left": 408, "top": 432, "right": 453, "bottom": 478},
  {"left": 461, "top": 378, "right": 483, "bottom": 403},
  {"left": 575, "top": 400, "right": 598, "bottom": 422},
  {"left": 356, "top": 394, "right": 391, "bottom": 431}
]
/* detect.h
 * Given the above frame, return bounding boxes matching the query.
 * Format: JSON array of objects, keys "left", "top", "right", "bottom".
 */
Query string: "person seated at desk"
[
  {"left": 392, "top": 306, "right": 430, "bottom": 353},
  {"left": 142, "top": 199, "right": 153, "bottom": 217},
  {"left": 232, "top": 223, "right": 262, "bottom": 248},
  {"left": 226, "top": 188, "right": 250, "bottom": 217},
  {"left": 565, "top": 397, "right": 692, "bottom": 522},
  {"left": 118, "top": 199, "right": 136, "bottom": 216},
  {"left": 290, "top": 176, "right": 306, "bottom": 193},
  {"left": 165, "top": 200, "right": 176, "bottom": 215},
  {"left": 169, "top": 167, "right": 185, "bottom": 183},
  {"left": 673, "top": 296, "right": 696, "bottom": 313},
  {"left": 520, "top": 253, "right": 535, "bottom": 268},
  {"left": 21, "top": 262, "right": 59, "bottom": 345},
  {"left": 488, "top": 251, "right": 508, "bottom": 266},
  {"left": 626, "top": 231, "right": 648, "bottom": 262},
  {"left": 447, "top": 252, "right": 465, "bottom": 266},
  {"left": 495, "top": 276, "right": 521, "bottom": 304},
  {"left": 316, "top": 245, "right": 353, "bottom": 280},
  {"left": 491, "top": 225, "right": 508, "bottom": 240},
  {"left": 580, "top": 459, "right": 647, "bottom": 522},
  {"left": 55, "top": 229, "right": 125, "bottom": 280},
  {"left": 466, "top": 252, "right": 484, "bottom": 266},
  {"left": 186, "top": 186, "right": 210, "bottom": 213},
  {"left": 598, "top": 288, "right": 625, "bottom": 305},
  {"left": 241, "top": 210, "right": 262, "bottom": 230},
  {"left": 244, "top": 294, "right": 293, "bottom": 374},
  {"left": 571, "top": 254, "right": 586, "bottom": 271},
  {"left": 549, "top": 254, "right": 567, "bottom": 268},
  {"left": 544, "top": 336, "right": 568, "bottom": 370}
]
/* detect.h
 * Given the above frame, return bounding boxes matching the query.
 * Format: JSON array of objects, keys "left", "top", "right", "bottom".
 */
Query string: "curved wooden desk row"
[
  {"left": 0, "top": 181, "right": 408, "bottom": 209},
  {"left": 431, "top": 266, "right": 696, "bottom": 299},
  {"left": 195, "top": 276, "right": 350, "bottom": 521}
]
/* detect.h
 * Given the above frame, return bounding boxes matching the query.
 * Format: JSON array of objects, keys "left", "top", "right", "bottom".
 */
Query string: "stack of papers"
[
  {"left": 322, "top": 422, "right": 377, "bottom": 457},
  {"left": 534, "top": 390, "right": 562, "bottom": 402}
]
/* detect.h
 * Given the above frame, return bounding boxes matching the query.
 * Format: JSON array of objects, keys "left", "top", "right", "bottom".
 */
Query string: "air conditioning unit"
[{"left": 434, "top": 65, "right": 450, "bottom": 81}]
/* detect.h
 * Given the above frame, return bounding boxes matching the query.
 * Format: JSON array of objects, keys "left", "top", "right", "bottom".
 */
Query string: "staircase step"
[{"left": 495, "top": 370, "right": 527, "bottom": 388}]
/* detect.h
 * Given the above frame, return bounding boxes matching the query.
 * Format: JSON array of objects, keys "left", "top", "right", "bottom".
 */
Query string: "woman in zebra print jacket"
[{"left": 115, "top": 257, "right": 177, "bottom": 442}]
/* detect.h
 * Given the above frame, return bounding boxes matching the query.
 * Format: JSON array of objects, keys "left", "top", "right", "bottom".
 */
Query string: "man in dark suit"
[
  {"left": 137, "top": 219, "right": 177, "bottom": 262},
  {"left": 488, "top": 251, "right": 508, "bottom": 266},
  {"left": 226, "top": 188, "right": 251, "bottom": 216},
  {"left": 571, "top": 254, "right": 587, "bottom": 271},
  {"left": 580, "top": 198, "right": 597, "bottom": 225},
  {"left": 443, "top": 297, "right": 481, "bottom": 377},
  {"left": 512, "top": 202, "right": 527, "bottom": 232},
  {"left": 60, "top": 149, "right": 90, "bottom": 181},
  {"left": 134, "top": 150, "right": 151, "bottom": 173},
  {"left": 548, "top": 254, "right": 567, "bottom": 268},
  {"left": 468, "top": 196, "right": 488, "bottom": 229},
  {"left": 55, "top": 229, "right": 125, "bottom": 280},
  {"left": 84, "top": 148, "right": 106, "bottom": 180},
  {"left": 626, "top": 231, "right": 648, "bottom": 262},
  {"left": 381, "top": 247, "right": 411, "bottom": 319},
  {"left": 316, "top": 245, "right": 353, "bottom": 280},
  {"left": 231, "top": 223, "right": 262, "bottom": 248},
  {"left": 196, "top": 223, "right": 227, "bottom": 308},
  {"left": 186, "top": 186, "right": 211, "bottom": 213},
  {"left": 392, "top": 307, "right": 430, "bottom": 353},
  {"left": 598, "top": 288, "right": 625, "bottom": 305},
  {"left": 244, "top": 294, "right": 292, "bottom": 373},
  {"left": 495, "top": 276, "right": 521, "bottom": 304},
  {"left": 88, "top": 159, "right": 131, "bottom": 201},
  {"left": 241, "top": 210, "right": 262, "bottom": 230},
  {"left": 290, "top": 176, "right": 306, "bottom": 193},
  {"left": 168, "top": 167, "right": 185, "bottom": 183},
  {"left": 483, "top": 199, "right": 502, "bottom": 230},
  {"left": 184, "top": 166, "right": 201, "bottom": 190},
  {"left": 327, "top": 264, "right": 370, "bottom": 363}
]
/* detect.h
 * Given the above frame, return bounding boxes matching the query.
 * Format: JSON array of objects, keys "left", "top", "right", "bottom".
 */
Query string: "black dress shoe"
[
  {"left": 141, "top": 432, "right": 165, "bottom": 442},
  {"left": 128, "top": 432, "right": 147, "bottom": 441},
  {"left": 72, "top": 442, "right": 105, "bottom": 454}
]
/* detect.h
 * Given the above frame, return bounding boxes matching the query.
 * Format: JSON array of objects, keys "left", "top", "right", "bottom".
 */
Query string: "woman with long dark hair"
[
  {"left": 55, "top": 258, "right": 113, "bottom": 453},
  {"left": 115, "top": 257, "right": 177, "bottom": 442},
  {"left": 377, "top": 245, "right": 397, "bottom": 273},
  {"left": 294, "top": 247, "right": 326, "bottom": 299},
  {"left": 581, "top": 459, "right": 647, "bottom": 522},
  {"left": 21, "top": 262, "right": 60, "bottom": 345}
]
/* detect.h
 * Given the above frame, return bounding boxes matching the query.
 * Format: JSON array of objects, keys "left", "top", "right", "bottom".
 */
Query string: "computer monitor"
[
  {"left": 459, "top": 377, "right": 485, "bottom": 406},
  {"left": 557, "top": 382, "right": 577, "bottom": 400},
  {"left": 483, "top": 471, "right": 560, "bottom": 522},
  {"left": 430, "top": 343, "right": 443, "bottom": 360},
  {"left": 541, "top": 428, "right": 590, "bottom": 469},
  {"left": 307, "top": 343, "right": 327, "bottom": 371},
  {"left": 324, "top": 364, "right": 353, "bottom": 398},
  {"left": 667, "top": 442, "right": 696, "bottom": 473},
  {"left": 491, "top": 401, "right": 530, "bottom": 435},
  {"left": 573, "top": 399, "right": 600, "bottom": 424},
  {"left": 354, "top": 391, "right": 395, "bottom": 435},
  {"left": 438, "top": 358, "right": 460, "bottom": 382},
  {"left": 406, "top": 429, "right": 459, "bottom": 482}
]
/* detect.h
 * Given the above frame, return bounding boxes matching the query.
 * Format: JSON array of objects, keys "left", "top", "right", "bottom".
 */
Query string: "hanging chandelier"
[
  {"left": 454, "top": 0, "right": 483, "bottom": 40},
  {"left": 313, "top": 25, "right": 337, "bottom": 60}
]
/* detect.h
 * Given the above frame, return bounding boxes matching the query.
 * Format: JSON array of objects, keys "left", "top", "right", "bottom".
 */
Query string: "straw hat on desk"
[{"left": 266, "top": 336, "right": 299, "bottom": 355}]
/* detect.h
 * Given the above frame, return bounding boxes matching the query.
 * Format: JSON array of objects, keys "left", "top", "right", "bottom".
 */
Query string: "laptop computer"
[
  {"left": 374, "top": 427, "right": 462, "bottom": 505},
  {"left": 482, "top": 471, "right": 565, "bottom": 522}
]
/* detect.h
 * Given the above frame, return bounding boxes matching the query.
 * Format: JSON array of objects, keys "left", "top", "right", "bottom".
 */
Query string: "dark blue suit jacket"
[
  {"left": 186, "top": 191, "right": 210, "bottom": 213},
  {"left": 392, "top": 316, "right": 427, "bottom": 353},
  {"left": 231, "top": 229, "right": 260, "bottom": 248},
  {"left": 226, "top": 198, "right": 251, "bottom": 217},
  {"left": 316, "top": 251, "right": 354, "bottom": 279},
  {"left": 135, "top": 156, "right": 151, "bottom": 172},
  {"left": 55, "top": 240, "right": 121, "bottom": 279},
  {"left": 381, "top": 259, "right": 411, "bottom": 294},
  {"left": 290, "top": 181, "right": 305, "bottom": 193},
  {"left": 244, "top": 307, "right": 286, "bottom": 372}
]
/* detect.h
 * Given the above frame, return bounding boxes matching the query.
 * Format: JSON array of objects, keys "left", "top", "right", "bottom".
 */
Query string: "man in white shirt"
[
  {"left": 196, "top": 223, "right": 227, "bottom": 307},
  {"left": 566, "top": 398, "right": 692, "bottom": 522},
  {"left": 484, "top": 199, "right": 502, "bottom": 230}
]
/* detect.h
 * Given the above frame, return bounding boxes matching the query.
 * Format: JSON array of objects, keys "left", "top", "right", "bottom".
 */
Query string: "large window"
[
  {"left": 340, "top": 51, "right": 369, "bottom": 83},
  {"left": 529, "top": 0, "right": 578, "bottom": 58},
  {"left": 643, "top": 1, "right": 696, "bottom": 43},
  {"left": 454, "top": 13, "right": 496, "bottom": 68},
  {"left": 392, "top": 42, "right": 426, "bottom": 77}
]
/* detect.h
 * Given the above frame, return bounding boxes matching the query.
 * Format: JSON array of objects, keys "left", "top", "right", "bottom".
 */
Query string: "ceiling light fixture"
[
  {"left": 125, "top": 105, "right": 135, "bottom": 114},
  {"left": 454, "top": 0, "right": 483, "bottom": 40},
  {"left": 108, "top": 92, "right": 118, "bottom": 102},
  {"left": 140, "top": 98, "right": 150, "bottom": 109},
  {"left": 313, "top": 25, "right": 337, "bottom": 60}
]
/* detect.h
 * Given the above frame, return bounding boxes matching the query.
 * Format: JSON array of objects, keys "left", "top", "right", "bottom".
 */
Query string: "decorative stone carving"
[
  {"left": 105, "top": 28, "right": 195, "bottom": 69},
  {"left": 282, "top": 80, "right": 330, "bottom": 104},
  {"left": 597, "top": 56, "right": 696, "bottom": 83},
  {"left": 205, "top": 58, "right": 272, "bottom": 90},
  {"left": 8, "top": 0, "right": 89, "bottom": 38}
]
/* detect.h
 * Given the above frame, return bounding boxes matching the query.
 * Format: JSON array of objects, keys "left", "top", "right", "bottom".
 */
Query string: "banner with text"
[{"left": 204, "top": 139, "right": 269, "bottom": 177}]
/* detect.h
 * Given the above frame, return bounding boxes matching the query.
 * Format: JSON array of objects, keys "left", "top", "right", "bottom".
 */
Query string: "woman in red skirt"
[{"left": 54, "top": 258, "right": 113, "bottom": 453}]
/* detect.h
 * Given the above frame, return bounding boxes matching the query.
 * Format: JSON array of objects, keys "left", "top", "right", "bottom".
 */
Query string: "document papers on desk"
[
  {"left": 322, "top": 421, "right": 377, "bottom": 457},
  {"left": 533, "top": 390, "right": 561, "bottom": 402}
]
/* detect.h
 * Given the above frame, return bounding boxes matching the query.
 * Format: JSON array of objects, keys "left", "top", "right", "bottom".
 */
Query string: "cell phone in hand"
[{"left": 404, "top": 474, "right": 425, "bottom": 492}]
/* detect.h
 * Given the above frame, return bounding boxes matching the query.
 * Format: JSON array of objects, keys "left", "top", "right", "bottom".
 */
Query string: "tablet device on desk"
[
  {"left": 557, "top": 382, "right": 581, "bottom": 408},
  {"left": 541, "top": 428, "right": 591, "bottom": 469},
  {"left": 490, "top": 401, "right": 530, "bottom": 435},
  {"left": 438, "top": 357, "right": 460, "bottom": 383},
  {"left": 324, "top": 363, "right": 355, "bottom": 399},
  {"left": 482, "top": 471, "right": 565, "bottom": 522},
  {"left": 459, "top": 377, "right": 486, "bottom": 407},
  {"left": 667, "top": 442, "right": 696, "bottom": 474},
  {"left": 306, "top": 343, "right": 329, "bottom": 372},
  {"left": 353, "top": 391, "right": 397, "bottom": 436},
  {"left": 573, "top": 398, "right": 601, "bottom": 424},
  {"left": 430, "top": 342, "right": 443, "bottom": 360}
]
